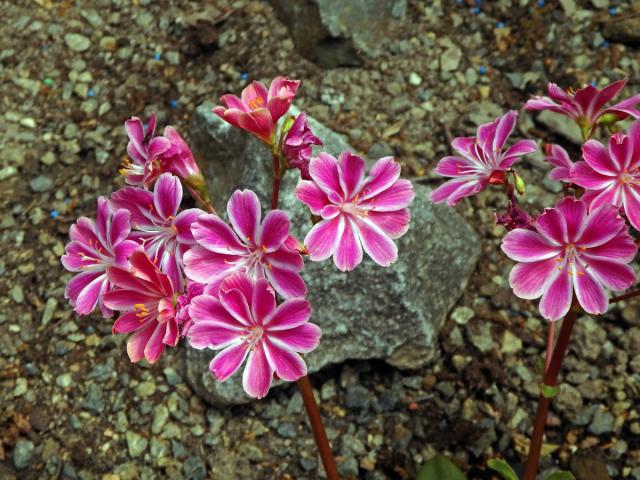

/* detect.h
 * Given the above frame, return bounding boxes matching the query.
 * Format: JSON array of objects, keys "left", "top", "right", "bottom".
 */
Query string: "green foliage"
[
  {"left": 417, "top": 455, "right": 467, "bottom": 480},
  {"left": 487, "top": 459, "right": 519, "bottom": 480},
  {"left": 544, "top": 471, "right": 575, "bottom": 480}
]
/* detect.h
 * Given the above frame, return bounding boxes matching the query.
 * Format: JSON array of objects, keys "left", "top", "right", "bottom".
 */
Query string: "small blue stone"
[
  {"left": 240, "top": 72, "right": 249, "bottom": 81},
  {"left": 471, "top": 6, "right": 480, "bottom": 14},
  {"left": 87, "top": 89, "right": 95, "bottom": 97},
  {"left": 169, "top": 99, "right": 178, "bottom": 108},
  {"left": 475, "top": 0, "right": 482, "bottom": 4},
  {"left": 64, "top": 198, "right": 71, "bottom": 204},
  {"left": 455, "top": 0, "right": 463, "bottom": 4},
  {"left": 609, "top": 7, "right": 617, "bottom": 16},
  {"left": 601, "top": 40, "right": 609, "bottom": 48},
  {"left": 590, "top": 80, "right": 597, "bottom": 87},
  {"left": 496, "top": 21, "right": 505, "bottom": 29},
  {"left": 50, "top": 210, "right": 59, "bottom": 219},
  {"left": 154, "top": 52, "right": 161, "bottom": 60},
  {"left": 479, "top": 66, "right": 487, "bottom": 75},
  {"left": 537, "top": 0, "right": 545, "bottom": 6}
]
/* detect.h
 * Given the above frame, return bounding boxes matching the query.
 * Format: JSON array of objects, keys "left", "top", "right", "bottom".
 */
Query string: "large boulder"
[
  {"left": 184, "top": 103, "right": 480, "bottom": 405},
  {"left": 268, "top": 0, "right": 407, "bottom": 67}
]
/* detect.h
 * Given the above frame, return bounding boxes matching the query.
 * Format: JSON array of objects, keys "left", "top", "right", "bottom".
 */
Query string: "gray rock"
[
  {"left": 30, "top": 175, "right": 53, "bottom": 193},
  {"left": 440, "top": 45, "right": 462, "bottom": 72},
  {"left": 589, "top": 408, "right": 614, "bottom": 435},
  {"left": 184, "top": 103, "right": 480, "bottom": 405},
  {"left": 535, "top": 110, "right": 584, "bottom": 145},
  {"left": 13, "top": 439, "right": 35, "bottom": 469},
  {"left": 64, "top": 33, "right": 91, "bottom": 52},
  {"left": 126, "top": 431, "right": 148, "bottom": 457},
  {"left": 269, "top": 0, "right": 406, "bottom": 65}
]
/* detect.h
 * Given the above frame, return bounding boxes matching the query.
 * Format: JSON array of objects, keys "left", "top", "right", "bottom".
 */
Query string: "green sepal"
[
  {"left": 417, "top": 455, "right": 467, "bottom": 480},
  {"left": 487, "top": 459, "right": 519, "bottom": 480},
  {"left": 539, "top": 382, "right": 559, "bottom": 399}
]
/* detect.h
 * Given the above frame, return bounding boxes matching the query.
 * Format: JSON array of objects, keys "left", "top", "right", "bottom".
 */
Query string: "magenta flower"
[
  {"left": 104, "top": 251, "right": 181, "bottom": 363},
  {"left": 571, "top": 121, "right": 640, "bottom": 230},
  {"left": 496, "top": 200, "right": 536, "bottom": 232},
  {"left": 282, "top": 112, "right": 323, "bottom": 180},
  {"left": 212, "top": 76, "right": 300, "bottom": 143},
  {"left": 184, "top": 189, "right": 306, "bottom": 298},
  {"left": 61, "top": 197, "right": 139, "bottom": 317},
  {"left": 502, "top": 197, "right": 637, "bottom": 320},
  {"left": 110, "top": 173, "right": 204, "bottom": 291},
  {"left": 176, "top": 281, "right": 206, "bottom": 338},
  {"left": 147, "top": 126, "right": 204, "bottom": 188},
  {"left": 296, "top": 152, "right": 414, "bottom": 271},
  {"left": 525, "top": 79, "right": 640, "bottom": 136},
  {"left": 121, "top": 113, "right": 170, "bottom": 187},
  {"left": 187, "top": 273, "right": 321, "bottom": 398},
  {"left": 544, "top": 144, "right": 574, "bottom": 183},
  {"left": 429, "top": 111, "right": 537, "bottom": 206}
]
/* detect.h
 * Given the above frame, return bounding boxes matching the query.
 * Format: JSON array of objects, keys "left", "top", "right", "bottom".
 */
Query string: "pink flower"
[
  {"left": 176, "top": 281, "right": 206, "bottom": 337},
  {"left": 104, "top": 251, "right": 181, "bottom": 363},
  {"left": 110, "top": 173, "right": 204, "bottom": 291},
  {"left": 544, "top": 144, "right": 574, "bottom": 182},
  {"left": 296, "top": 152, "right": 414, "bottom": 271},
  {"left": 496, "top": 200, "right": 536, "bottom": 232},
  {"left": 147, "top": 126, "right": 204, "bottom": 187},
  {"left": 121, "top": 113, "right": 171, "bottom": 187},
  {"left": 429, "top": 111, "right": 537, "bottom": 206},
  {"left": 212, "top": 76, "right": 300, "bottom": 143},
  {"left": 184, "top": 189, "right": 306, "bottom": 298},
  {"left": 61, "top": 197, "right": 139, "bottom": 317},
  {"left": 282, "top": 113, "right": 322, "bottom": 180},
  {"left": 570, "top": 121, "right": 640, "bottom": 230},
  {"left": 525, "top": 79, "right": 640, "bottom": 136},
  {"left": 501, "top": 197, "right": 637, "bottom": 320},
  {"left": 187, "top": 273, "right": 321, "bottom": 398}
]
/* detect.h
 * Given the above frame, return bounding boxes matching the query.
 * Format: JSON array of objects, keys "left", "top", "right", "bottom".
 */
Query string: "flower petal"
[
  {"left": 269, "top": 323, "right": 321, "bottom": 353},
  {"left": 183, "top": 246, "right": 238, "bottom": 284},
  {"left": 295, "top": 180, "right": 329, "bottom": 215},
  {"left": 501, "top": 229, "right": 562, "bottom": 262},
  {"left": 304, "top": 216, "right": 341, "bottom": 262},
  {"left": 263, "top": 339, "right": 307, "bottom": 381},
  {"left": 334, "top": 216, "right": 363, "bottom": 271},
  {"left": 366, "top": 209, "right": 410, "bottom": 239},
  {"left": 508, "top": 258, "right": 559, "bottom": 300},
  {"left": 578, "top": 204, "right": 624, "bottom": 247},
  {"left": 144, "top": 324, "right": 167, "bottom": 363},
  {"left": 264, "top": 298, "right": 312, "bottom": 330},
  {"left": 191, "top": 214, "right": 246, "bottom": 254},
  {"left": 220, "top": 288, "right": 253, "bottom": 326},
  {"left": 252, "top": 278, "right": 277, "bottom": 323},
  {"left": 338, "top": 151, "right": 366, "bottom": 198},
  {"left": 584, "top": 257, "right": 636, "bottom": 291},
  {"left": 539, "top": 268, "right": 573, "bottom": 321},
  {"left": 583, "top": 139, "right": 619, "bottom": 174},
  {"left": 112, "top": 311, "right": 146, "bottom": 334},
  {"left": 227, "top": 190, "right": 261, "bottom": 243},
  {"left": 362, "top": 156, "right": 401, "bottom": 200},
  {"left": 493, "top": 110, "right": 517, "bottom": 153},
  {"left": 258, "top": 210, "right": 290, "bottom": 252},
  {"left": 356, "top": 217, "right": 397, "bottom": 267},
  {"left": 153, "top": 173, "right": 182, "bottom": 219},
  {"left": 126, "top": 322, "right": 157, "bottom": 363},
  {"left": 570, "top": 162, "right": 615, "bottom": 190},
  {"left": 309, "top": 153, "right": 343, "bottom": 197},
  {"left": 210, "top": 341, "right": 249, "bottom": 382},
  {"left": 535, "top": 208, "right": 567, "bottom": 245},
  {"left": 242, "top": 346, "right": 273, "bottom": 398},
  {"left": 362, "top": 179, "right": 414, "bottom": 212},
  {"left": 573, "top": 263, "right": 608, "bottom": 315},
  {"left": 555, "top": 197, "right": 587, "bottom": 242},
  {"left": 264, "top": 263, "right": 307, "bottom": 299}
]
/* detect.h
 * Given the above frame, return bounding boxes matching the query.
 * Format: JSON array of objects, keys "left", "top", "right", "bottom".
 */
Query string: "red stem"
[
  {"left": 297, "top": 376, "right": 340, "bottom": 480},
  {"left": 610, "top": 288, "right": 640, "bottom": 304},
  {"left": 544, "top": 321, "right": 555, "bottom": 372},
  {"left": 523, "top": 304, "right": 579, "bottom": 480},
  {"left": 270, "top": 150, "right": 339, "bottom": 479},
  {"left": 187, "top": 185, "right": 217, "bottom": 215}
]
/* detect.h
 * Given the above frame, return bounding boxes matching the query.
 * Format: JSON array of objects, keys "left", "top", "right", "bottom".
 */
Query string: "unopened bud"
[
  {"left": 513, "top": 172, "right": 525, "bottom": 195},
  {"left": 597, "top": 112, "right": 621, "bottom": 125}
]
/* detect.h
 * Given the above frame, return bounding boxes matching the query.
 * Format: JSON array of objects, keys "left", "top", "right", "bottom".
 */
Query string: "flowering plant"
[
  {"left": 431, "top": 78, "right": 640, "bottom": 480},
  {"left": 61, "top": 76, "right": 414, "bottom": 479}
]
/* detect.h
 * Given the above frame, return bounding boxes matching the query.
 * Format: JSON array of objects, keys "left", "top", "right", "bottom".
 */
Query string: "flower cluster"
[
  {"left": 431, "top": 78, "right": 639, "bottom": 321},
  {"left": 61, "top": 76, "right": 414, "bottom": 399}
]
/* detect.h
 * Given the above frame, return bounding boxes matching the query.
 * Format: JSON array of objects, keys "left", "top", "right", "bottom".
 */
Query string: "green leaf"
[
  {"left": 544, "top": 471, "right": 575, "bottom": 480},
  {"left": 417, "top": 455, "right": 467, "bottom": 480},
  {"left": 487, "top": 459, "right": 519, "bottom": 480},
  {"left": 539, "top": 382, "right": 560, "bottom": 399}
]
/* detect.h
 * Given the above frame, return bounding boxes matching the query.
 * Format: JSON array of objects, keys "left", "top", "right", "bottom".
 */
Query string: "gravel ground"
[{"left": 1, "top": 0, "right": 640, "bottom": 479}]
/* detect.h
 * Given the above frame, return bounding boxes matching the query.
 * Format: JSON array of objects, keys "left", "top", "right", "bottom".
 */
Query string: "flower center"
[
  {"left": 248, "top": 97, "right": 264, "bottom": 110},
  {"left": 620, "top": 169, "right": 640, "bottom": 185},
  {"left": 556, "top": 243, "right": 587, "bottom": 276},
  {"left": 119, "top": 158, "right": 145, "bottom": 177},
  {"left": 243, "top": 326, "right": 264, "bottom": 350}
]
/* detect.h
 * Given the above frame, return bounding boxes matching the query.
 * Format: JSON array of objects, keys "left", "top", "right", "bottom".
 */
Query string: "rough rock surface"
[
  {"left": 184, "top": 103, "right": 480, "bottom": 405},
  {"left": 269, "top": 0, "right": 406, "bottom": 66}
]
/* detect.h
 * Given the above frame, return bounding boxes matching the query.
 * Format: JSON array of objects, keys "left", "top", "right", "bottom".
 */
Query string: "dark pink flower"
[
  {"left": 104, "top": 251, "right": 181, "bottom": 363},
  {"left": 570, "top": 121, "right": 640, "bottom": 230},
  {"left": 187, "top": 273, "right": 321, "bottom": 399},
  {"left": 61, "top": 197, "right": 139, "bottom": 317},
  {"left": 184, "top": 189, "right": 306, "bottom": 298},
  {"left": 502, "top": 197, "right": 636, "bottom": 320},
  {"left": 121, "top": 113, "right": 170, "bottom": 187},
  {"left": 176, "top": 281, "right": 206, "bottom": 337},
  {"left": 430, "top": 111, "right": 537, "bottom": 206},
  {"left": 282, "top": 113, "right": 322, "bottom": 180},
  {"left": 296, "top": 152, "right": 414, "bottom": 271},
  {"left": 496, "top": 200, "right": 536, "bottom": 231},
  {"left": 110, "top": 173, "right": 204, "bottom": 291},
  {"left": 544, "top": 144, "right": 574, "bottom": 182},
  {"left": 525, "top": 79, "right": 640, "bottom": 136},
  {"left": 146, "top": 126, "right": 204, "bottom": 188},
  {"left": 212, "top": 76, "right": 300, "bottom": 143}
]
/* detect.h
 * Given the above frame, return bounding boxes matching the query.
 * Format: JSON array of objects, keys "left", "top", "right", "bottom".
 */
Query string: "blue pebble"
[
  {"left": 64, "top": 198, "right": 71, "bottom": 204},
  {"left": 537, "top": 0, "right": 545, "bottom": 6},
  {"left": 609, "top": 7, "right": 617, "bottom": 16},
  {"left": 87, "top": 88, "right": 95, "bottom": 97},
  {"left": 601, "top": 40, "right": 609, "bottom": 48},
  {"left": 496, "top": 21, "right": 505, "bottom": 29},
  {"left": 50, "top": 210, "right": 59, "bottom": 219},
  {"left": 169, "top": 99, "right": 178, "bottom": 108},
  {"left": 475, "top": 0, "right": 482, "bottom": 4},
  {"left": 455, "top": 0, "right": 463, "bottom": 4},
  {"left": 479, "top": 66, "right": 487, "bottom": 75},
  {"left": 154, "top": 52, "right": 161, "bottom": 60},
  {"left": 240, "top": 72, "right": 249, "bottom": 81},
  {"left": 590, "top": 80, "right": 597, "bottom": 87},
  {"left": 471, "top": 6, "right": 480, "bottom": 14}
]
